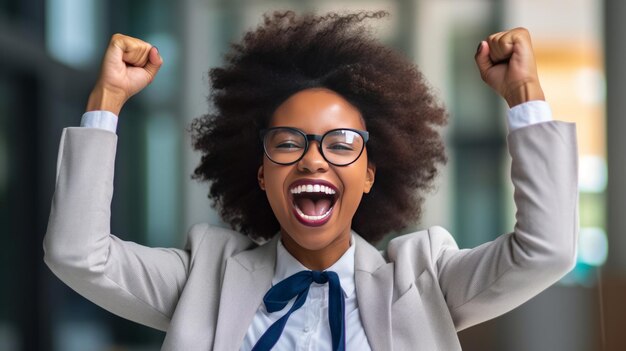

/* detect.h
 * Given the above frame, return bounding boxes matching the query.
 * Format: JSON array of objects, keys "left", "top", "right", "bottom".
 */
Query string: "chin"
[{"left": 282, "top": 222, "right": 348, "bottom": 252}]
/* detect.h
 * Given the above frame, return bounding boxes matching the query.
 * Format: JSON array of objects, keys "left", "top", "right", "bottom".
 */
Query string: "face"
[{"left": 257, "top": 88, "right": 375, "bottom": 268}]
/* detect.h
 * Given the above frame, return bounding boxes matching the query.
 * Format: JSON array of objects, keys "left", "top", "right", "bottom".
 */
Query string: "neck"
[{"left": 280, "top": 230, "right": 351, "bottom": 271}]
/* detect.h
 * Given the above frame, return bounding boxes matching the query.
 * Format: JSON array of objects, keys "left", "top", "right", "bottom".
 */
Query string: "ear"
[
  {"left": 257, "top": 165, "right": 266, "bottom": 191},
  {"left": 363, "top": 162, "right": 376, "bottom": 194}
]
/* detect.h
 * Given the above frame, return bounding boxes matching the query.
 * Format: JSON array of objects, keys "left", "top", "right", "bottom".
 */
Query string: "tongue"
[{"left": 296, "top": 198, "right": 332, "bottom": 216}]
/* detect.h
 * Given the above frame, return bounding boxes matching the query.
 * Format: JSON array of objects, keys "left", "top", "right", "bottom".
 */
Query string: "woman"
[{"left": 44, "top": 11, "right": 578, "bottom": 350}]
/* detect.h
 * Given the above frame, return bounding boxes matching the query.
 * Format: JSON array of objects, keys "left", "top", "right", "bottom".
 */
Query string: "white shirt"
[
  {"left": 239, "top": 238, "right": 371, "bottom": 351},
  {"left": 78, "top": 100, "right": 552, "bottom": 350}
]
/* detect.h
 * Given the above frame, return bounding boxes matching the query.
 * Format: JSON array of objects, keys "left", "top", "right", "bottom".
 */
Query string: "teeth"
[
  {"left": 294, "top": 205, "right": 333, "bottom": 221},
  {"left": 290, "top": 184, "right": 337, "bottom": 195}
]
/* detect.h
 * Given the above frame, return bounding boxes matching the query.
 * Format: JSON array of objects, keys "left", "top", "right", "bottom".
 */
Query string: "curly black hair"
[{"left": 190, "top": 10, "right": 447, "bottom": 244}]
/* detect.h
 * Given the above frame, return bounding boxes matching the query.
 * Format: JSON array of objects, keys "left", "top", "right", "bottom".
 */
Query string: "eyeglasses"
[{"left": 260, "top": 127, "right": 369, "bottom": 166}]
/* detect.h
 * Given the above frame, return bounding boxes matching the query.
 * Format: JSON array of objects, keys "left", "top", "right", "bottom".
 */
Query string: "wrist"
[
  {"left": 504, "top": 80, "right": 545, "bottom": 108},
  {"left": 86, "top": 86, "right": 127, "bottom": 115}
]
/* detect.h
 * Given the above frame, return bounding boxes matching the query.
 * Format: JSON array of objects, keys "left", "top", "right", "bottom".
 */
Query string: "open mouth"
[{"left": 289, "top": 180, "right": 339, "bottom": 226}]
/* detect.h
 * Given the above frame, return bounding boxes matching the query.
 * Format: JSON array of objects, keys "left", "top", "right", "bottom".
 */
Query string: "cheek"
[
  {"left": 338, "top": 165, "right": 369, "bottom": 207},
  {"left": 262, "top": 160, "right": 289, "bottom": 206}
]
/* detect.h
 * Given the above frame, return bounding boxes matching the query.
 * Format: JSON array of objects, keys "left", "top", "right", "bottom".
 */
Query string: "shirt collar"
[{"left": 273, "top": 237, "right": 356, "bottom": 298}]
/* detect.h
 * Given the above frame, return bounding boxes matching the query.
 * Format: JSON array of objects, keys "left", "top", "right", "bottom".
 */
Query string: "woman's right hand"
[{"left": 86, "top": 34, "right": 163, "bottom": 115}]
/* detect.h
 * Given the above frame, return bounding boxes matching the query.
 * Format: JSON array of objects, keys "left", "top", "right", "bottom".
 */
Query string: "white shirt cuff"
[
  {"left": 80, "top": 110, "right": 118, "bottom": 133},
  {"left": 506, "top": 100, "right": 553, "bottom": 131}
]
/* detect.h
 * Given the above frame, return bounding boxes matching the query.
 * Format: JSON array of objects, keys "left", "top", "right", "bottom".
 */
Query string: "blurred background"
[{"left": 0, "top": 0, "right": 623, "bottom": 350}]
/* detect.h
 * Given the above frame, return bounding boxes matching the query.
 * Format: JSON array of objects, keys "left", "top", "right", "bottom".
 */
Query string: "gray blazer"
[{"left": 44, "top": 121, "right": 578, "bottom": 350}]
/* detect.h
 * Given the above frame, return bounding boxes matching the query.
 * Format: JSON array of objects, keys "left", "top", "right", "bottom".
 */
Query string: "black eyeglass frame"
[{"left": 260, "top": 126, "right": 370, "bottom": 166}]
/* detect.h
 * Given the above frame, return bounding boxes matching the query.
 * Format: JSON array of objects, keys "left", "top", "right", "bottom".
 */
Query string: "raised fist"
[
  {"left": 87, "top": 34, "right": 163, "bottom": 115},
  {"left": 475, "top": 28, "right": 545, "bottom": 108}
]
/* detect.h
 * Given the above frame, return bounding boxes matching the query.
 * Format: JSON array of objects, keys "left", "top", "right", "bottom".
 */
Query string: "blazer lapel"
[
  {"left": 354, "top": 234, "right": 394, "bottom": 351},
  {"left": 213, "top": 234, "right": 394, "bottom": 350},
  {"left": 213, "top": 236, "right": 279, "bottom": 350}
]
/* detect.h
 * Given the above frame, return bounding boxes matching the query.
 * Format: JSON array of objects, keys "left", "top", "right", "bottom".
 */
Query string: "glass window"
[{"left": 45, "top": 0, "right": 103, "bottom": 68}]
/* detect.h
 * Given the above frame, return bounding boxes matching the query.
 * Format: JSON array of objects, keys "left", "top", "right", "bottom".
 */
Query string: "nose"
[{"left": 297, "top": 141, "right": 328, "bottom": 173}]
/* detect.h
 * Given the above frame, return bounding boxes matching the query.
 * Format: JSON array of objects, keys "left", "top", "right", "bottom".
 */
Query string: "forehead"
[{"left": 269, "top": 88, "right": 366, "bottom": 132}]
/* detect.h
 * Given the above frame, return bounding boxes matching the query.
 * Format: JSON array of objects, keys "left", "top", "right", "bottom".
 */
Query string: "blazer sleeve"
[
  {"left": 43, "top": 127, "right": 191, "bottom": 331},
  {"left": 433, "top": 121, "right": 578, "bottom": 331}
]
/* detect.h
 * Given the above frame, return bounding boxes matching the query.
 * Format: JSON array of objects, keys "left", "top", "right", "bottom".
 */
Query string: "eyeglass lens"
[{"left": 263, "top": 128, "right": 365, "bottom": 166}]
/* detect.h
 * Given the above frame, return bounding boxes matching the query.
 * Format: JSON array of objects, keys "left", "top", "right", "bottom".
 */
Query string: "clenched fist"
[
  {"left": 475, "top": 28, "right": 545, "bottom": 108},
  {"left": 86, "top": 34, "right": 163, "bottom": 115}
]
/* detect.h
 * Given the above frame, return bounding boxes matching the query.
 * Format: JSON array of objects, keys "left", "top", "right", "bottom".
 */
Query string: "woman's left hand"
[{"left": 475, "top": 27, "right": 545, "bottom": 108}]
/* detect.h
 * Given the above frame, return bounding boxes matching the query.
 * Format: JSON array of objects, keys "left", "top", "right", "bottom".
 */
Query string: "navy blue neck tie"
[{"left": 251, "top": 270, "right": 346, "bottom": 351}]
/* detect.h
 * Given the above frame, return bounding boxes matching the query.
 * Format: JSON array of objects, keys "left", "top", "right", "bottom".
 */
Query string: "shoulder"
[
  {"left": 185, "top": 223, "right": 278, "bottom": 276},
  {"left": 383, "top": 226, "right": 460, "bottom": 280},
  {"left": 185, "top": 223, "right": 259, "bottom": 259},
  {"left": 386, "top": 226, "right": 459, "bottom": 261}
]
